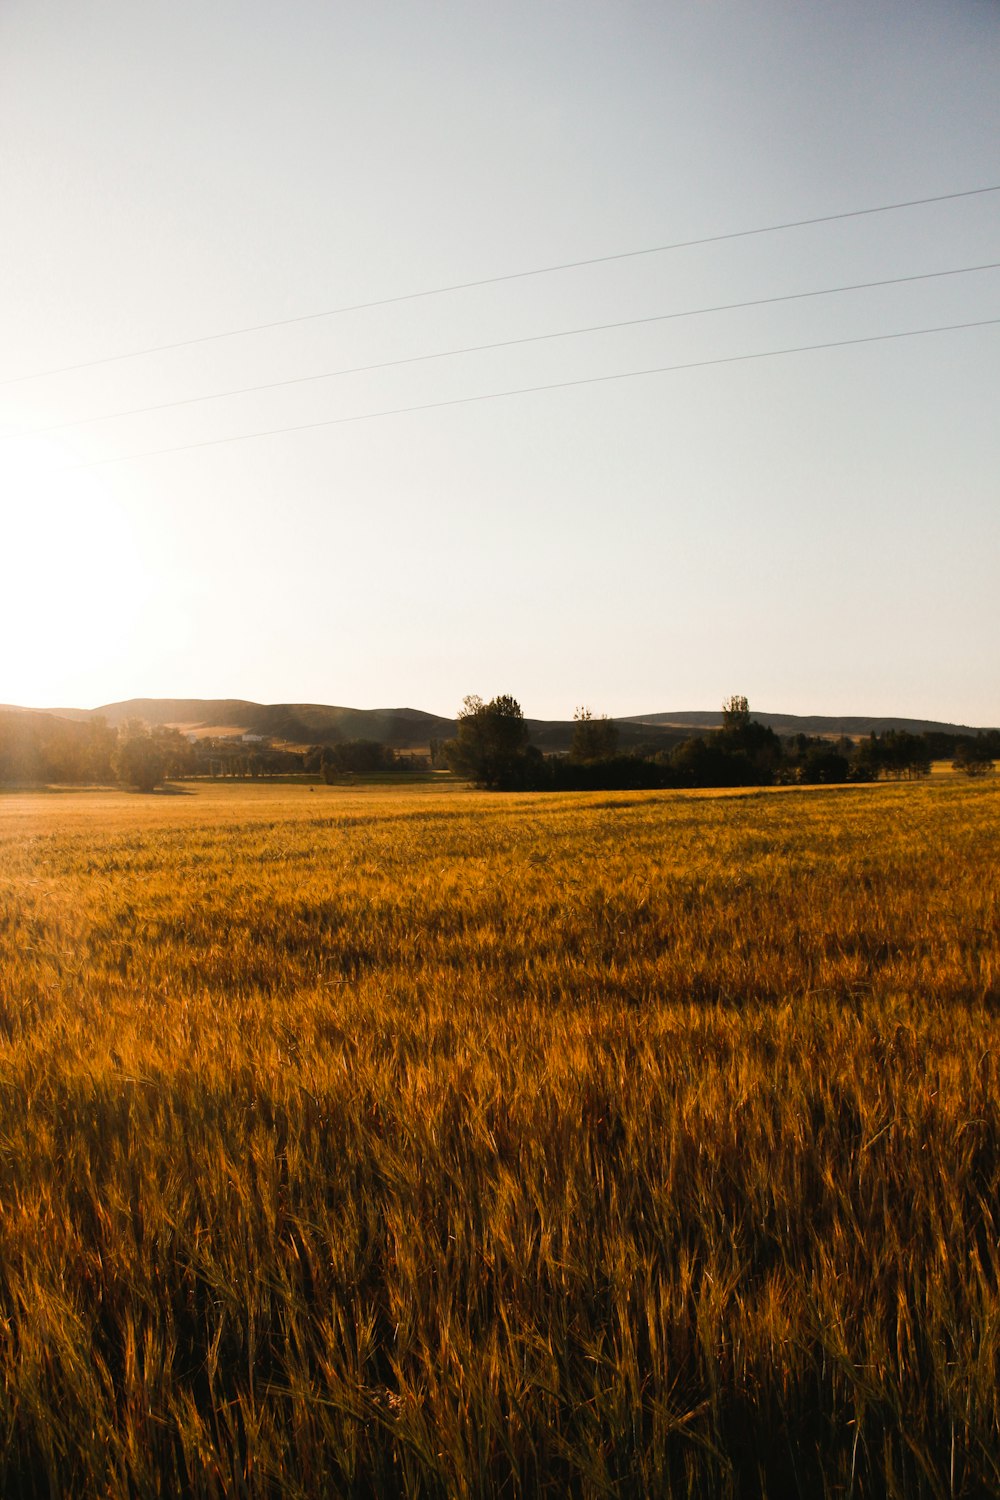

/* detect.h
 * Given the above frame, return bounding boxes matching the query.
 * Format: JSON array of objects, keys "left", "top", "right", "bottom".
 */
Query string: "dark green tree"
[
  {"left": 446, "top": 694, "right": 530, "bottom": 787},
  {"left": 718, "top": 695, "right": 781, "bottom": 778},
  {"left": 859, "top": 731, "right": 932, "bottom": 781},
  {"left": 952, "top": 739, "right": 995, "bottom": 777},
  {"left": 320, "top": 740, "right": 397, "bottom": 778},
  {"left": 799, "top": 744, "right": 850, "bottom": 784},
  {"left": 722, "top": 694, "right": 751, "bottom": 732},
  {"left": 670, "top": 735, "right": 760, "bottom": 787},
  {"left": 570, "top": 706, "right": 619, "bottom": 762}
]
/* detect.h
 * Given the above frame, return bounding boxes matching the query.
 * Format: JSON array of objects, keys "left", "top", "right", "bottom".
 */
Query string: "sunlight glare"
[{"left": 1, "top": 441, "right": 149, "bottom": 705}]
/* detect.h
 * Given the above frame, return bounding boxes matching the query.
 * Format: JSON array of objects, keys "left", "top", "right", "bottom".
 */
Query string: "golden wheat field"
[{"left": 0, "top": 778, "right": 998, "bottom": 1497}]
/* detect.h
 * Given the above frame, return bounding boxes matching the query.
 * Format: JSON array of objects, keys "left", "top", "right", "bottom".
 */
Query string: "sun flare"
[{"left": 1, "top": 440, "right": 147, "bottom": 705}]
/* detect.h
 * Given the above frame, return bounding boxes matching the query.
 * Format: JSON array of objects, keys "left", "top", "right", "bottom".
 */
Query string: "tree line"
[
  {"left": 443, "top": 694, "right": 998, "bottom": 791},
  {"left": 0, "top": 701, "right": 995, "bottom": 791},
  {"left": 0, "top": 712, "right": 433, "bottom": 790},
  {"left": 0, "top": 715, "right": 301, "bottom": 790}
]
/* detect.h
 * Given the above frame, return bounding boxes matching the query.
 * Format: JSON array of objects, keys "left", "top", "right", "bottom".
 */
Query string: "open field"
[{"left": 0, "top": 780, "right": 998, "bottom": 1496}]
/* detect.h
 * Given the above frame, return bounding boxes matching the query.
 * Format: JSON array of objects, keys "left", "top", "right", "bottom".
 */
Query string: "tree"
[
  {"left": 570, "top": 706, "right": 619, "bottom": 762},
  {"left": 670, "top": 734, "right": 760, "bottom": 788},
  {"left": 722, "top": 695, "right": 751, "bottom": 732},
  {"left": 718, "top": 695, "right": 781, "bottom": 779},
  {"left": 320, "top": 740, "right": 397, "bottom": 778},
  {"left": 152, "top": 725, "right": 195, "bottom": 779},
  {"left": 859, "top": 731, "right": 931, "bottom": 781},
  {"left": 799, "top": 744, "right": 850, "bottom": 785},
  {"left": 87, "top": 716, "right": 117, "bottom": 782},
  {"left": 953, "top": 739, "right": 995, "bottom": 778},
  {"left": 445, "top": 694, "right": 530, "bottom": 787},
  {"left": 111, "top": 722, "right": 165, "bottom": 792}
]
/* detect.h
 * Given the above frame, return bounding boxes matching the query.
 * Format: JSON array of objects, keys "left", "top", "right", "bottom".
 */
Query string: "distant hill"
[
  {"left": 0, "top": 704, "right": 95, "bottom": 723},
  {"left": 93, "top": 698, "right": 261, "bottom": 729},
  {"left": 5, "top": 699, "right": 996, "bottom": 753},
  {"left": 622, "top": 710, "right": 998, "bottom": 738},
  {"left": 90, "top": 699, "right": 459, "bottom": 749}
]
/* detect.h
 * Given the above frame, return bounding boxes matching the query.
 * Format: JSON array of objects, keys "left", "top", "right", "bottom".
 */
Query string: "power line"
[
  {"left": 5, "top": 183, "right": 999, "bottom": 388},
  {"left": 65, "top": 315, "right": 999, "bottom": 470},
  {"left": 11, "top": 259, "right": 999, "bottom": 440}
]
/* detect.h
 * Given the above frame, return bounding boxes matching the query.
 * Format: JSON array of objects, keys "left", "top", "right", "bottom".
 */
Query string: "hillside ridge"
[{"left": 3, "top": 699, "right": 995, "bottom": 749}]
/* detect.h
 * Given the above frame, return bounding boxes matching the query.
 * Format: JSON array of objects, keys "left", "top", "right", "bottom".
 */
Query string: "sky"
[{"left": 2, "top": 0, "right": 998, "bottom": 724}]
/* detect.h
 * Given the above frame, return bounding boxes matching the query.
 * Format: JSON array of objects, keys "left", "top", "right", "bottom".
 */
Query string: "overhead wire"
[
  {"left": 65, "top": 315, "right": 1000, "bottom": 469},
  {"left": 10, "top": 258, "right": 999, "bottom": 440},
  {"left": 3, "top": 182, "right": 998, "bottom": 387}
]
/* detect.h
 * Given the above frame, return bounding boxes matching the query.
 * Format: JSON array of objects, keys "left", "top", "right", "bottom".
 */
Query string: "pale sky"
[{"left": 2, "top": 1, "right": 998, "bottom": 723}]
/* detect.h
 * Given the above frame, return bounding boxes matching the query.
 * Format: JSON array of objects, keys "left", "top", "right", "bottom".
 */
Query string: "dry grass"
[{"left": 0, "top": 779, "right": 998, "bottom": 1497}]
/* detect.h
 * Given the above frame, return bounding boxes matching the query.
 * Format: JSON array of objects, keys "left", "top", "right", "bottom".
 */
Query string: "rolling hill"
[
  {"left": 621, "top": 710, "right": 995, "bottom": 737},
  {"left": 4, "top": 699, "right": 996, "bottom": 755}
]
